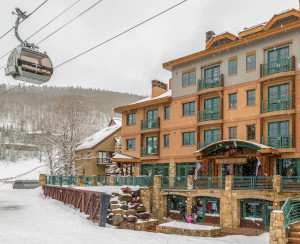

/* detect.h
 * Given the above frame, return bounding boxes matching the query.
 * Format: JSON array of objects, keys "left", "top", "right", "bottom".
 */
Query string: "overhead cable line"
[
  {"left": 55, "top": 0, "right": 188, "bottom": 69},
  {"left": 0, "top": 0, "right": 82, "bottom": 66},
  {"left": 37, "top": 0, "right": 104, "bottom": 45},
  {"left": 0, "top": 0, "right": 49, "bottom": 41}
]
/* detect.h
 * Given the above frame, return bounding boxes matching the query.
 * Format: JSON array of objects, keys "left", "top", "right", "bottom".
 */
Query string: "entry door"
[
  {"left": 268, "top": 83, "right": 289, "bottom": 111},
  {"left": 268, "top": 121, "right": 290, "bottom": 148},
  {"left": 265, "top": 203, "right": 273, "bottom": 230},
  {"left": 268, "top": 46, "right": 289, "bottom": 74},
  {"left": 146, "top": 136, "right": 157, "bottom": 155},
  {"left": 204, "top": 129, "right": 220, "bottom": 145},
  {"left": 204, "top": 97, "right": 220, "bottom": 120},
  {"left": 147, "top": 109, "right": 158, "bottom": 121},
  {"left": 204, "top": 65, "right": 220, "bottom": 87}
]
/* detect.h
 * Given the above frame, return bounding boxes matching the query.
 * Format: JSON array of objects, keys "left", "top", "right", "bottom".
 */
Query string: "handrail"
[
  {"left": 262, "top": 58, "right": 292, "bottom": 77},
  {"left": 262, "top": 96, "right": 291, "bottom": 113},
  {"left": 280, "top": 196, "right": 300, "bottom": 229},
  {"left": 233, "top": 176, "right": 273, "bottom": 190},
  {"left": 140, "top": 147, "right": 158, "bottom": 157},
  {"left": 141, "top": 118, "right": 159, "bottom": 130},
  {"left": 262, "top": 134, "right": 292, "bottom": 149},
  {"left": 198, "top": 75, "right": 221, "bottom": 91},
  {"left": 198, "top": 108, "right": 220, "bottom": 122}
]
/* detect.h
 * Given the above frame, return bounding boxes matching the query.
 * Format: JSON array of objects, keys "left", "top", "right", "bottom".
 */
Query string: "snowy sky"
[{"left": 0, "top": 0, "right": 298, "bottom": 96}]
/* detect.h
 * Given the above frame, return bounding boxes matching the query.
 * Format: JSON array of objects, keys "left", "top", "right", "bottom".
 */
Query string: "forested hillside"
[{"left": 0, "top": 84, "right": 144, "bottom": 162}]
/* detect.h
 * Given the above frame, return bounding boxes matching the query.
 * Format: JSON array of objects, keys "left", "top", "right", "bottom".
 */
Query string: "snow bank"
[{"left": 159, "top": 221, "right": 218, "bottom": 230}]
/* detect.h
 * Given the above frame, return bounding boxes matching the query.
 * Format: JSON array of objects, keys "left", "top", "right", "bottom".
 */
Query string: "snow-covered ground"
[
  {"left": 0, "top": 158, "right": 46, "bottom": 180},
  {"left": 0, "top": 184, "right": 269, "bottom": 244}
]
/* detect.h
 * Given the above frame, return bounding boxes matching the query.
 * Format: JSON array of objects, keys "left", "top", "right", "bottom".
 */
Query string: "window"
[
  {"left": 87, "top": 152, "right": 91, "bottom": 160},
  {"left": 246, "top": 54, "right": 256, "bottom": 71},
  {"left": 164, "top": 106, "right": 170, "bottom": 119},
  {"left": 183, "top": 102, "right": 195, "bottom": 116},
  {"left": 183, "top": 132, "right": 195, "bottom": 146},
  {"left": 164, "top": 134, "right": 169, "bottom": 148},
  {"left": 127, "top": 139, "right": 135, "bottom": 150},
  {"left": 228, "top": 59, "right": 237, "bottom": 75},
  {"left": 229, "top": 127, "right": 237, "bottom": 139},
  {"left": 127, "top": 113, "right": 136, "bottom": 125},
  {"left": 229, "top": 93, "right": 237, "bottom": 108},
  {"left": 247, "top": 125, "right": 256, "bottom": 140},
  {"left": 276, "top": 159, "right": 300, "bottom": 177},
  {"left": 247, "top": 90, "right": 256, "bottom": 106},
  {"left": 182, "top": 70, "right": 196, "bottom": 87},
  {"left": 98, "top": 151, "right": 111, "bottom": 164}
]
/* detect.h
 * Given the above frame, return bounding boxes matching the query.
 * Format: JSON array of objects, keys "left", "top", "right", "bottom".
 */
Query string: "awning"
[{"left": 112, "top": 153, "right": 141, "bottom": 163}]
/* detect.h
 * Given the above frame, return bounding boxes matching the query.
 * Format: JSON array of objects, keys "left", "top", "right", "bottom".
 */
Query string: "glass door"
[
  {"left": 146, "top": 136, "right": 157, "bottom": 156},
  {"left": 204, "top": 97, "right": 220, "bottom": 120},
  {"left": 204, "top": 65, "right": 220, "bottom": 88},
  {"left": 268, "top": 83, "right": 289, "bottom": 111},
  {"left": 204, "top": 129, "right": 220, "bottom": 146},
  {"left": 268, "top": 121, "right": 290, "bottom": 148},
  {"left": 146, "top": 109, "right": 158, "bottom": 129},
  {"left": 268, "top": 46, "right": 289, "bottom": 74}
]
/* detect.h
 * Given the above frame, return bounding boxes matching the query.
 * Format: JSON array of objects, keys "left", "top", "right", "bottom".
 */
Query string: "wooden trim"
[
  {"left": 246, "top": 51, "right": 256, "bottom": 56},
  {"left": 182, "top": 84, "right": 196, "bottom": 88},
  {"left": 228, "top": 74, "right": 237, "bottom": 77},
  {"left": 206, "top": 32, "right": 238, "bottom": 49},
  {"left": 163, "top": 20, "right": 300, "bottom": 69},
  {"left": 263, "top": 40, "right": 293, "bottom": 51},
  {"left": 182, "top": 67, "right": 196, "bottom": 74},
  {"left": 263, "top": 9, "right": 300, "bottom": 30},
  {"left": 200, "top": 60, "right": 222, "bottom": 69},
  {"left": 113, "top": 158, "right": 140, "bottom": 163},
  {"left": 228, "top": 56, "right": 237, "bottom": 61},
  {"left": 239, "top": 26, "right": 264, "bottom": 38},
  {"left": 246, "top": 69, "right": 256, "bottom": 73}
]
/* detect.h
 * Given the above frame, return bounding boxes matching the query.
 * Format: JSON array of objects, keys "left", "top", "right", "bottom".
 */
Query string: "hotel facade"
[{"left": 114, "top": 9, "right": 300, "bottom": 231}]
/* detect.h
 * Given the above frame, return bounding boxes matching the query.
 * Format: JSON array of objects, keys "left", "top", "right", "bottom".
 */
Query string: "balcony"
[
  {"left": 198, "top": 108, "right": 220, "bottom": 122},
  {"left": 262, "top": 58, "right": 292, "bottom": 77},
  {"left": 262, "top": 135, "right": 292, "bottom": 148},
  {"left": 141, "top": 118, "right": 159, "bottom": 130},
  {"left": 262, "top": 96, "right": 291, "bottom": 113},
  {"left": 198, "top": 75, "right": 221, "bottom": 91},
  {"left": 198, "top": 141, "right": 217, "bottom": 150},
  {"left": 97, "top": 158, "right": 111, "bottom": 165},
  {"left": 140, "top": 147, "right": 158, "bottom": 157}
]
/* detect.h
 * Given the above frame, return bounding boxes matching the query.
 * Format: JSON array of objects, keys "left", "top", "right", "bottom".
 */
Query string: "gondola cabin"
[{"left": 5, "top": 46, "right": 53, "bottom": 85}]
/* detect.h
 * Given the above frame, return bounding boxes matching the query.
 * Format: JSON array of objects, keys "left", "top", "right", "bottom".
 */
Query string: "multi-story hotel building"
[{"left": 114, "top": 9, "right": 300, "bottom": 231}]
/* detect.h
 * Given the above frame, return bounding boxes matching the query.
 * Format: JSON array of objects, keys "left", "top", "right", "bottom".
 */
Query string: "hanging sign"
[{"left": 215, "top": 158, "right": 247, "bottom": 164}]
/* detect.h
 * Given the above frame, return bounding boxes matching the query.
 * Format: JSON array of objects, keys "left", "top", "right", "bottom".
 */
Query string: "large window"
[
  {"left": 127, "top": 113, "right": 136, "bottom": 125},
  {"left": 229, "top": 93, "right": 237, "bottom": 108},
  {"left": 228, "top": 59, "right": 237, "bottom": 75},
  {"left": 268, "top": 121, "right": 290, "bottom": 148},
  {"left": 247, "top": 90, "right": 255, "bottom": 106},
  {"left": 183, "top": 132, "right": 195, "bottom": 146},
  {"left": 247, "top": 125, "right": 256, "bottom": 140},
  {"left": 127, "top": 139, "right": 135, "bottom": 150},
  {"left": 183, "top": 102, "right": 195, "bottom": 116},
  {"left": 182, "top": 70, "right": 196, "bottom": 87},
  {"left": 229, "top": 127, "right": 237, "bottom": 139},
  {"left": 204, "top": 129, "right": 220, "bottom": 144},
  {"left": 194, "top": 197, "right": 220, "bottom": 221},
  {"left": 164, "top": 106, "right": 170, "bottom": 119},
  {"left": 277, "top": 159, "right": 300, "bottom": 177},
  {"left": 164, "top": 134, "right": 169, "bottom": 148},
  {"left": 97, "top": 151, "right": 111, "bottom": 164},
  {"left": 246, "top": 54, "right": 256, "bottom": 71}
]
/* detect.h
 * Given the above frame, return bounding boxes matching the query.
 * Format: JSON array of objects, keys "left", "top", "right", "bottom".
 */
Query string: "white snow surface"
[
  {"left": 112, "top": 153, "right": 135, "bottom": 159},
  {"left": 130, "top": 89, "right": 171, "bottom": 105},
  {"left": 74, "top": 185, "right": 141, "bottom": 194},
  {"left": 76, "top": 121, "right": 121, "bottom": 151},
  {"left": 0, "top": 184, "right": 269, "bottom": 244},
  {"left": 0, "top": 158, "right": 46, "bottom": 180},
  {"left": 160, "top": 221, "right": 219, "bottom": 230}
]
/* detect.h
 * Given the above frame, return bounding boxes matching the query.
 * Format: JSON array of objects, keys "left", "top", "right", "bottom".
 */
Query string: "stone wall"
[
  {"left": 269, "top": 211, "right": 287, "bottom": 244},
  {"left": 156, "top": 225, "right": 220, "bottom": 237}
]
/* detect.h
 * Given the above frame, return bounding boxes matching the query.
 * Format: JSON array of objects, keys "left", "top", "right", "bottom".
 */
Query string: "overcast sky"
[{"left": 0, "top": 0, "right": 298, "bottom": 96}]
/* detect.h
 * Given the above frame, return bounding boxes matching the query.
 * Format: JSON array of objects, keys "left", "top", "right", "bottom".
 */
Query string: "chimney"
[
  {"left": 151, "top": 80, "right": 168, "bottom": 98},
  {"left": 206, "top": 31, "right": 215, "bottom": 43}
]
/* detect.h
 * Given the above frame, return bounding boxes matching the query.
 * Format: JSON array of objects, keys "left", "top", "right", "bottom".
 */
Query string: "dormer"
[
  {"left": 206, "top": 32, "right": 238, "bottom": 49},
  {"left": 263, "top": 9, "right": 300, "bottom": 30}
]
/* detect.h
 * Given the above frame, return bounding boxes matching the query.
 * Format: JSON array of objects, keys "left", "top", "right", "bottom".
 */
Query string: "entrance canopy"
[{"left": 194, "top": 139, "right": 279, "bottom": 158}]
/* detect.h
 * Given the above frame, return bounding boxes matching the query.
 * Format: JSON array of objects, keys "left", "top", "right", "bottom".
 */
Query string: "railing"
[
  {"left": 141, "top": 118, "right": 159, "bottom": 130},
  {"left": 198, "top": 76, "right": 221, "bottom": 91},
  {"left": 262, "top": 134, "right": 292, "bottom": 149},
  {"left": 194, "top": 177, "right": 225, "bottom": 189},
  {"left": 262, "top": 96, "right": 291, "bottom": 113},
  {"left": 162, "top": 176, "right": 187, "bottom": 188},
  {"left": 233, "top": 176, "right": 273, "bottom": 190},
  {"left": 198, "top": 108, "right": 220, "bottom": 122},
  {"left": 281, "top": 177, "right": 300, "bottom": 191},
  {"left": 198, "top": 141, "right": 217, "bottom": 150},
  {"left": 97, "top": 158, "right": 111, "bottom": 165},
  {"left": 262, "top": 58, "right": 292, "bottom": 77},
  {"left": 115, "top": 176, "right": 150, "bottom": 187},
  {"left": 140, "top": 147, "right": 158, "bottom": 157},
  {"left": 281, "top": 196, "right": 300, "bottom": 229}
]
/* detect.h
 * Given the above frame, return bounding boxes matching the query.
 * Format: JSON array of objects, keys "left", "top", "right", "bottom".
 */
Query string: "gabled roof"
[
  {"left": 264, "top": 8, "right": 300, "bottom": 30},
  {"left": 206, "top": 32, "right": 238, "bottom": 49},
  {"left": 76, "top": 118, "right": 121, "bottom": 151}
]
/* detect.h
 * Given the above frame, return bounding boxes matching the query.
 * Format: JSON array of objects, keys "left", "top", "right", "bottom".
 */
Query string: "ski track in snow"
[{"left": 0, "top": 184, "right": 269, "bottom": 244}]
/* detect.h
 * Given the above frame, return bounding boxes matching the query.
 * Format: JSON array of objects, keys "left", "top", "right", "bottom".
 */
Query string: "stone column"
[
  {"left": 91, "top": 176, "right": 98, "bottom": 186},
  {"left": 38, "top": 174, "right": 47, "bottom": 186},
  {"left": 273, "top": 175, "right": 282, "bottom": 210},
  {"left": 153, "top": 175, "right": 162, "bottom": 219},
  {"left": 186, "top": 193, "right": 192, "bottom": 216},
  {"left": 169, "top": 159, "right": 176, "bottom": 188},
  {"left": 134, "top": 162, "right": 141, "bottom": 176},
  {"left": 269, "top": 211, "right": 287, "bottom": 244},
  {"left": 187, "top": 175, "right": 194, "bottom": 190}
]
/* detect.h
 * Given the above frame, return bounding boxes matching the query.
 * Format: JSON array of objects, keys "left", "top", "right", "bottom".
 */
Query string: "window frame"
[
  {"left": 229, "top": 127, "right": 237, "bottom": 139},
  {"left": 164, "top": 134, "right": 170, "bottom": 148},
  {"left": 126, "top": 139, "right": 136, "bottom": 150},
  {"left": 164, "top": 106, "right": 170, "bottom": 119},
  {"left": 229, "top": 93, "right": 237, "bottom": 109},
  {"left": 182, "top": 70, "right": 196, "bottom": 87},
  {"left": 246, "top": 54, "right": 256, "bottom": 72},
  {"left": 247, "top": 90, "right": 256, "bottom": 106},
  {"left": 183, "top": 101, "right": 195, "bottom": 116},
  {"left": 247, "top": 124, "right": 256, "bottom": 140},
  {"left": 228, "top": 58, "right": 237, "bottom": 76},
  {"left": 183, "top": 132, "right": 195, "bottom": 146},
  {"left": 127, "top": 113, "right": 136, "bottom": 125}
]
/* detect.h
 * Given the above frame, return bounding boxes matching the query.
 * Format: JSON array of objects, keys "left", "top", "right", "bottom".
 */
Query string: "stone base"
[
  {"left": 135, "top": 220, "right": 158, "bottom": 231},
  {"left": 156, "top": 225, "right": 220, "bottom": 237}
]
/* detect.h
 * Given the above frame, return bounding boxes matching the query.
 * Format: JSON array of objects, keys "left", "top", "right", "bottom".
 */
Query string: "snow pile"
[
  {"left": 130, "top": 89, "right": 171, "bottom": 105},
  {"left": 159, "top": 221, "right": 219, "bottom": 230}
]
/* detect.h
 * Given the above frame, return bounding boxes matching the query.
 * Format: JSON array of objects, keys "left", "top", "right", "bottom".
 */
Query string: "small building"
[{"left": 75, "top": 118, "right": 121, "bottom": 176}]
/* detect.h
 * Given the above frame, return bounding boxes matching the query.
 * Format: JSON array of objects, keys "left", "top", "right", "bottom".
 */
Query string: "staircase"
[{"left": 288, "top": 225, "right": 300, "bottom": 243}]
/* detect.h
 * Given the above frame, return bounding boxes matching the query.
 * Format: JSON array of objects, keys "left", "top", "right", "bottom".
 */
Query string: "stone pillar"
[
  {"left": 153, "top": 175, "right": 162, "bottom": 219},
  {"left": 273, "top": 175, "right": 282, "bottom": 210},
  {"left": 38, "top": 174, "right": 47, "bottom": 186},
  {"left": 91, "top": 176, "right": 98, "bottom": 186},
  {"left": 134, "top": 163, "right": 141, "bottom": 176},
  {"left": 187, "top": 175, "right": 194, "bottom": 190},
  {"left": 269, "top": 211, "right": 287, "bottom": 244},
  {"left": 169, "top": 159, "right": 176, "bottom": 187},
  {"left": 186, "top": 193, "right": 192, "bottom": 216},
  {"left": 140, "top": 189, "right": 152, "bottom": 213}
]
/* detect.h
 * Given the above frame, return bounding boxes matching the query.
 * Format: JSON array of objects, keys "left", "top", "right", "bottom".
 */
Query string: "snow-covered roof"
[
  {"left": 76, "top": 121, "right": 121, "bottom": 151},
  {"left": 112, "top": 153, "right": 135, "bottom": 160},
  {"left": 111, "top": 117, "right": 122, "bottom": 126},
  {"left": 130, "top": 89, "right": 171, "bottom": 105}
]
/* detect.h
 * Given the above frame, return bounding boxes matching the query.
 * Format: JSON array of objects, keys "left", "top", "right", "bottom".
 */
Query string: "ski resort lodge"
[{"left": 113, "top": 9, "right": 300, "bottom": 231}]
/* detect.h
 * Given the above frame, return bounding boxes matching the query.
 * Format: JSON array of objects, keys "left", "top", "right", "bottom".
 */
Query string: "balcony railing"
[
  {"left": 198, "top": 141, "right": 217, "bottom": 150},
  {"left": 262, "top": 134, "right": 292, "bottom": 148},
  {"left": 194, "top": 177, "right": 225, "bottom": 189},
  {"left": 198, "top": 108, "right": 220, "bottom": 122},
  {"left": 282, "top": 177, "right": 300, "bottom": 191},
  {"left": 262, "top": 58, "right": 292, "bottom": 77},
  {"left": 161, "top": 176, "right": 187, "bottom": 188},
  {"left": 233, "top": 176, "right": 273, "bottom": 190},
  {"left": 198, "top": 75, "right": 221, "bottom": 91},
  {"left": 262, "top": 96, "right": 291, "bottom": 113},
  {"left": 141, "top": 118, "right": 159, "bottom": 130},
  {"left": 140, "top": 147, "right": 158, "bottom": 157},
  {"left": 97, "top": 158, "right": 111, "bottom": 165}
]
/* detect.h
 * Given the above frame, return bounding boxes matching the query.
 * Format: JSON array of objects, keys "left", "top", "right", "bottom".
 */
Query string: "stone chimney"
[
  {"left": 206, "top": 31, "right": 215, "bottom": 43},
  {"left": 151, "top": 80, "right": 168, "bottom": 98}
]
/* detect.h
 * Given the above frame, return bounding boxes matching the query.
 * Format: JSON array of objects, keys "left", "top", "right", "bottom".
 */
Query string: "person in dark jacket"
[
  {"left": 191, "top": 203, "right": 197, "bottom": 222},
  {"left": 179, "top": 204, "right": 187, "bottom": 222}
]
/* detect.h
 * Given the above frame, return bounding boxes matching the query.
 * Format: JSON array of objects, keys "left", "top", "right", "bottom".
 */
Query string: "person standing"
[
  {"left": 191, "top": 203, "right": 197, "bottom": 222},
  {"left": 179, "top": 204, "right": 187, "bottom": 222}
]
